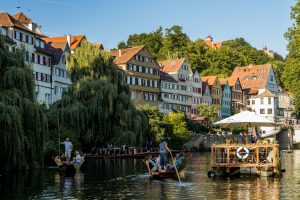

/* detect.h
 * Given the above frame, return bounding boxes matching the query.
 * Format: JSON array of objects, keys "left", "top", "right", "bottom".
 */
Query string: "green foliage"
[
  {"left": 138, "top": 105, "right": 190, "bottom": 149},
  {"left": 49, "top": 41, "right": 148, "bottom": 151},
  {"left": 120, "top": 26, "right": 273, "bottom": 77},
  {"left": 136, "top": 104, "right": 164, "bottom": 145},
  {"left": 0, "top": 39, "right": 47, "bottom": 170},
  {"left": 186, "top": 119, "right": 211, "bottom": 134},
  {"left": 283, "top": 0, "right": 300, "bottom": 117},
  {"left": 117, "top": 41, "right": 127, "bottom": 49},
  {"left": 197, "top": 104, "right": 218, "bottom": 123},
  {"left": 163, "top": 112, "right": 191, "bottom": 148},
  {"left": 127, "top": 27, "right": 164, "bottom": 59}
]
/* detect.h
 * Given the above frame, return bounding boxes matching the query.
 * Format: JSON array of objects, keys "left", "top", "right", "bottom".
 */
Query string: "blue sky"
[{"left": 1, "top": 0, "right": 295, "bottom": 56}]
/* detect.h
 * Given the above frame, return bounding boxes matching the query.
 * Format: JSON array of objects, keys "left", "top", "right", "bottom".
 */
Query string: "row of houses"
[{"left": 0, "top": 12, "right": 294, "bottom": 123}]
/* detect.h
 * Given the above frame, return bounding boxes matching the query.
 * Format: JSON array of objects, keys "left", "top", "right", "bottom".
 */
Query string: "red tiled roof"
[
  {"left": 110, "top": 45, "right": 145, "bottom": 65},
  {"left": 201, "top": 76, "right": 218, "bottom": 86},
  {"left": 192, "top": 117, "right": 208, "bottom": 121},
  {"left": 231, "top": 64, "right": 272, "bottom": 90},
  {"left": 223, "top": 76, "right": 239, "bottom": 87},
  {"left": 42, "top": 35, "right": 85, "bottom": 51},
  {"left": 219, "top": 78, "right": 228, "bottom": 86},
  {"left": 257, "top": 89, "right": 275, "bottom": 98},
  {"left": 95, "top": 43, "right": 104, "bottom": 50},
  {"left": 0, "top": 12, "right": 32, "bottom": 32},
  {"left": 205, "top": 37, "right": 222, "bottom": 49},
  {"left": 248, "top": 89, "right": 259, "bottom": 95},
  {"left": 42, "top": 37, "right": 68, "bottom": 65},
  {"left": 12, "top": 12, "right": 32, "bottom": 24},
  {"left": 158, "top": 58, "right": 186, "bottom": 73}
]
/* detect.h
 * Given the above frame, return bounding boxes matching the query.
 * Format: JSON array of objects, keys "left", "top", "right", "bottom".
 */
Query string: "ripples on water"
[{"left": 1, "top": 151, "right": 300, "bottom": 199}]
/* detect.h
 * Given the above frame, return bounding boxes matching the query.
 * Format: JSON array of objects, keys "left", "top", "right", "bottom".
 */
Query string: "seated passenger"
[
  {"left": 144, "top": 155, "right": 159, "bottom": 173},
  {"left": 73, "top": 151, "right": 83, "bottom": 165},
  {"left": 167, "top": 153, "right": 185, "bottom": 172}
]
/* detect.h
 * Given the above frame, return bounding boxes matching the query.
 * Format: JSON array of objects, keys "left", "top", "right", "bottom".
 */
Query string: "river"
[{"left": 1, "top": 150, "right": 300, "bottom": 200}]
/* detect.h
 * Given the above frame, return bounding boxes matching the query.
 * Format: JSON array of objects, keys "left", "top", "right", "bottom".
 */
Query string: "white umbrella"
[
  {"left": 213, "top": 111, "right": 276, "bottom": 128},
  {"left": 213, "top": 111, "right": 276, "bottom": 143}
]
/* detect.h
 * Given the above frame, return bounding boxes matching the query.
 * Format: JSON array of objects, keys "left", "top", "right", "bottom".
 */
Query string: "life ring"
[{"left": 236, "top": 146, "right": 250, "bottom": 160}]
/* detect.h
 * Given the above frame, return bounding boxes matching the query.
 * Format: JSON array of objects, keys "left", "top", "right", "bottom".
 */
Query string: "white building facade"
[
  {"left": 159, "top": 58, "right": 193, "bottom": 118},
  {"left": 0, "top": 12, "right": 52, "bottom": 106}
]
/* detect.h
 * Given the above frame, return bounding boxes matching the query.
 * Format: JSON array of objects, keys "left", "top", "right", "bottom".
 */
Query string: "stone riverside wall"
[{"left": 184, "top": 134, "right": 247, "bottom": 151}]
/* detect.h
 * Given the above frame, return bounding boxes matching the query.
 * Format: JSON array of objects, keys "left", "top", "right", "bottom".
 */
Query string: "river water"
[{"left": 1, "top": 150, "right": 300, "bottom": 200}]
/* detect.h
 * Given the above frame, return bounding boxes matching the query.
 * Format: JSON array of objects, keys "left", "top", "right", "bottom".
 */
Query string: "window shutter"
[{"left": 36, "top": 72, "right": 38, "bottom": 80}]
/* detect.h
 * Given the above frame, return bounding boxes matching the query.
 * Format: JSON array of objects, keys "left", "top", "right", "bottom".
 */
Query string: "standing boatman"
[
  {"left": 61, "top": 138, "right": 73, "bottom": 162},
  {"left": 159, "top": 137, "right": 171, "bottom": 172}
]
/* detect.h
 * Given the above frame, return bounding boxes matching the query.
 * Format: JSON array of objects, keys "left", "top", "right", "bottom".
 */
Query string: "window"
[
  {"left": 268, "top": 97, "right": 271, "bottom": 105},
  {"left": 54, "top": 86, "right": 58, "bottom": 94},
  {"left": 37, "top": 55, "right": 41, "bottom": 64},
  {"left": 43, "top": 56, "right": 46, "bottom": 65},
  {"left": 139, "top": 66, "right": 142, "bottom": 72},
  {"left": 267, "top": 109, "right": 272, "bottom": 114},
  {"left": 144, "top": 92, "right": 149, "bottom": 101},
  {"left": 127, "top": 76, "right": 130, "bottom": 84},
  {"left": 260, "top": 98, "right": 264, "bottom": 105},
  {"left": 260, "top": 109, "right": 265, "bottom": 114},
  {"left": 136, "top": 91, "right": 140, "bottom": 100},
  {"left": 271, "top": 75, "right": 274, "bottom": 81},
  {"left": 31, "top": 53, "right": 35, "bottom": 62},
  {"left": 19, "top": 32, "right": 23, "bottom": 41},
  {"left": 126, "top": 64, "right": 130, "bottom": 70},
  {"left": 252, "top": 100, "right": 255, "bottom": 105},
  {"left": 247, "top": 100, "right": 250, "bottom": 105}
]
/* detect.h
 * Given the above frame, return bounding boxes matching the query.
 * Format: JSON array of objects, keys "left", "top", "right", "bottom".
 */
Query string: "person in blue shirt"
[{"left": 61, "top": 138, "right": 73, "bottom": 162}]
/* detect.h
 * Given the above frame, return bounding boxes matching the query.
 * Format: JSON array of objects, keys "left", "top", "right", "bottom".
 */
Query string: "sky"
[{"left": 1, "top": 0, "right": 295, "bottom": 56}]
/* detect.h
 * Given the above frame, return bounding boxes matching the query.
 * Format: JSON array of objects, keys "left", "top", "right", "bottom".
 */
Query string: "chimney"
[
  {"left": 67, "top": 35, "right": 71, "bottom": 46},
  {"left": 118, "top": 49, "right": 122, "bottom": 57}
]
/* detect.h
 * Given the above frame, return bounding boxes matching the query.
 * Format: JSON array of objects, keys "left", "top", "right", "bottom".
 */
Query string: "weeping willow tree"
[
  {"left": 49, "top": 41, "right": 148, "bottom": 150},
  {"left": 0, "top": 39, "right": 47, "bottom": 170}
]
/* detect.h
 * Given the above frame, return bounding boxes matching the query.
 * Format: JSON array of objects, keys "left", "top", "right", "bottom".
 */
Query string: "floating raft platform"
[{"left": 208, "top": 141, "right": 281, "bottom": 177}]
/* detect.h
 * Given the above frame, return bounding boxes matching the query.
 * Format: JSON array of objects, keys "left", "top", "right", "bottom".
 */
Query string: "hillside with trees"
[{"left": 118, "top": 25, "right": 285, "bottom": 86}]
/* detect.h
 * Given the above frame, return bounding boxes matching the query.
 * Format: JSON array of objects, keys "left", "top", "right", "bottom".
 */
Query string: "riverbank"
[{"left": 184, "top": 133, "right": 246, "bottom": 151}]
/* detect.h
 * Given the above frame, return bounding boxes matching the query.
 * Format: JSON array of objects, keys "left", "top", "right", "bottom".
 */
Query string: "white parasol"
[{"left": 213, "top": 111, "right": 276, "bottom": 143}]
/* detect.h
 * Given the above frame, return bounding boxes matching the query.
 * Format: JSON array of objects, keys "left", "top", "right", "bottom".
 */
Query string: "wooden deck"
[{"left": 209, "top": 141, "right": 280, "bottom": 176}]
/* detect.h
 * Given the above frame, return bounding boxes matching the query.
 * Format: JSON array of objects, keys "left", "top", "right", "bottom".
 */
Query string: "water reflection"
[{"left": 2, "top": 152, "right": 300, "bottom": 199}]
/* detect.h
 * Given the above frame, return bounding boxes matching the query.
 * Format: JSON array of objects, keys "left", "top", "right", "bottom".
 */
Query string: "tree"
[
  {"left": 0, "top": 39, "right": 47, "bottom": 170},
  {"left": 197, "top": 104, "right": 219, "bottom": 123},
  {"left": 162, "top": 111, "right": 190, "bottom": 149},
  {"left": 283, "top": 0, "right": 300, "bottom": 117},
  {"left": 49, "top": 41, "right": 148, "bottom": 151},
  {"left": 160, "top": 25, "right": 191, "bottom": 59},
  {"left": 126, "top": 27, "right": 164, "bottom": 59},
  {"left": 137, "top": 104, "right": 164, "bottom": 145},
  {"left": 117, "top": 41, "right": 127, "bottom": 49}
]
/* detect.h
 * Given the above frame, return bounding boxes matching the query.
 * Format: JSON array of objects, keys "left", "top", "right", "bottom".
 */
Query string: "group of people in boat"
[
  {"left": 54, "top": 138, "right": 84, "bottom": 167},
  {"left": 144, "top": 138, "right": 186, "bottom": 173}
]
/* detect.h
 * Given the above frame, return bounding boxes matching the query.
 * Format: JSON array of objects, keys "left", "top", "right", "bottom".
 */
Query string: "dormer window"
[
  {"left": 258, "top": 75, "right": 263, "bottom": 79},
  {"left": 244, "top": 76, "right": 248, "bottom": 81}
]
